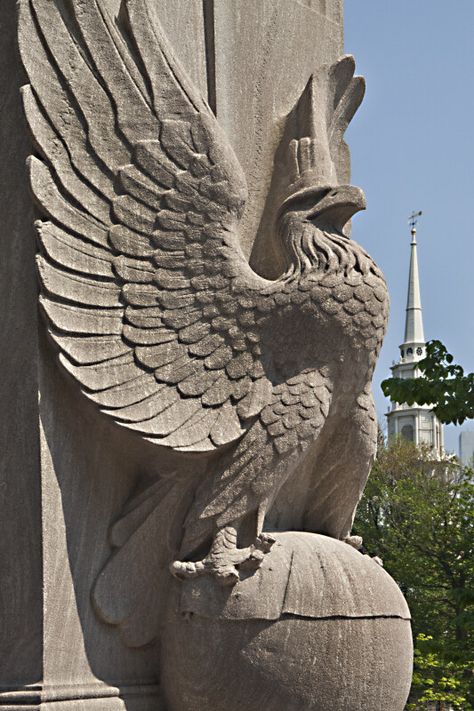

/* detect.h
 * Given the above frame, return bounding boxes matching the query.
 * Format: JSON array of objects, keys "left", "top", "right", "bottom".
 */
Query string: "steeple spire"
[
  {"left": 399, "top": 212, "right": 425, "bottom": 362},
  {"left": 404, "top": 224, "right": 425, "bottom": 345}
]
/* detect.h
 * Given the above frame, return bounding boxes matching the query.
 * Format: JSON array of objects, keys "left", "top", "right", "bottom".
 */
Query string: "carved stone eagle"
[{"left": 19, "top": 0, "right": 388, "bottom": 590}]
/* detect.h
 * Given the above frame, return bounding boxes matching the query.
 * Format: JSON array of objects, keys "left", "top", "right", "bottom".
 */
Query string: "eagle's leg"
[{"left": 170, "top": 519, "right": 276, "bottom": 586}]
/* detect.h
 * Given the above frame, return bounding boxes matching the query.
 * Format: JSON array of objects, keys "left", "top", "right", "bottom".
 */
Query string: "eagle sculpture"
[{"left": 20, "top": 0, "right": 388, "bottom": 590}]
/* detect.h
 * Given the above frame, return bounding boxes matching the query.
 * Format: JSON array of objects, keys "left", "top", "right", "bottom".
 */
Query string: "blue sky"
[{"left": 344, "top": 1, "right": 474, "bottom": 453}]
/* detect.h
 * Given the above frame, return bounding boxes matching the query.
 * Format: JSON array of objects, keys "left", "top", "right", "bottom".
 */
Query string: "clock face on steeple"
[{"left": 416, "top": 347, "right": 423, "bottom": 356}]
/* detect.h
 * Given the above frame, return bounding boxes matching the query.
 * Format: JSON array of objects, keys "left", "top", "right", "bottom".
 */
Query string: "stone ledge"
[{"left": 0, "top": 683, "right": 163, "bottom": 710}]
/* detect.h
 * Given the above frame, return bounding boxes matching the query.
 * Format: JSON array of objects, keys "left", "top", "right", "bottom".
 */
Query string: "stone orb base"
[{"left": 161, "top": 532, "right": 413, "bottom": 711}]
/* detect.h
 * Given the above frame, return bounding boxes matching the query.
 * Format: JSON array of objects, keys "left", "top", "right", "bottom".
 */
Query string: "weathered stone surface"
[
  {"left": 162, "top": 533, "right": 412, "bottom": 711},
  {"left": 178, "top": 532, "right": 410, "bottom": 621},
  {"left": 0, "top": 0, "right": 42, "bottom": 693},
  {"left": 2, "top": 0, "right": 412, "bottom": 709}
]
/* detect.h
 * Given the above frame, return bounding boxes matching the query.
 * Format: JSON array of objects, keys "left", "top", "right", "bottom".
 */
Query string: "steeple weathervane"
[{"left": 408, "top": 210, "right": 422, "bottom": 231}]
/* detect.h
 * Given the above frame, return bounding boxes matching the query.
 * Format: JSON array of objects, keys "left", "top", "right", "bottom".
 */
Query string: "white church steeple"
[{"left": 386, "top": 213, "right": 444, "bottom": 454}]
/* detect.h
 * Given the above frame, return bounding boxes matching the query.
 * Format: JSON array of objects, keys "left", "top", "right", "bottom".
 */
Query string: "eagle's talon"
[
  {"left": 214, "top": 566, "right": 240, "bottom": 586},
  {"left": 343, "top": 536, "right": 384, "bottom": 567},
  {"left": 171, "top": 526, "right": 275, "bottom": 586},
  {"left": 256, "top": 533, "right": 276, "bottom": 552},
  {"left": 169, "top": 559, "right": 207, "bottom": 580},
  {"left": 344, "top": 534, "right": 363, "bottom": 551},
  {"left": 239, "top": 549, "right": 265, "bottom": 571}
]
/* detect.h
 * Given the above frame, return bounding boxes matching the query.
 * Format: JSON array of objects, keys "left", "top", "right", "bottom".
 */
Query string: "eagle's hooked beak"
[{"left": 306, "top": 184, "right": 366, "bottom": 233}]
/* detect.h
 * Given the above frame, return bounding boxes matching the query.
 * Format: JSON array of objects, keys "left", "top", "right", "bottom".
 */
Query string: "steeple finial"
[
  {"left": 401, "top": 212, "right": 425, "bottom": 358},
  {"left": 408, "top": 210, "right": 422, "bottom": 231}
]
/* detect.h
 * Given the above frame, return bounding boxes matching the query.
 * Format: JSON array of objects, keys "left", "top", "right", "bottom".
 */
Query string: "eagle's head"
[
  {"left": 273, "top": 56, "right": 366, "bottom": 268},
  {"left": 278, "top": 180, "right": 366, "bottom": 237},
  {"left": 276, "top": 180, "right": 366, "bottom": 274}
]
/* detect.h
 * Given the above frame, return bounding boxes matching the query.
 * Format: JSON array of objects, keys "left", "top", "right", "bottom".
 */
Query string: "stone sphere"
[{"left": 161, "top": 532, "right": 412, "bottom": 711}]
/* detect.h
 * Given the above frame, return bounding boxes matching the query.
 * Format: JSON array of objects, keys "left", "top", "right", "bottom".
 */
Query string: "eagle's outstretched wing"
[{"left": 20, "top": 0, "right": 274, "bottom": 452}]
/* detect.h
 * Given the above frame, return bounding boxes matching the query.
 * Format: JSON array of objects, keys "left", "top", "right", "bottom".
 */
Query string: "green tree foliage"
[
  {"left": 409, "top": 634, "right": 472, "bottom": 710},
  {"left": 354, "top": 438, "right": 474, "bottom": 708},
  {"left": 381, "top": 340, "right": 474, "bottom": 425}
]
